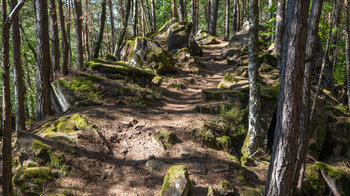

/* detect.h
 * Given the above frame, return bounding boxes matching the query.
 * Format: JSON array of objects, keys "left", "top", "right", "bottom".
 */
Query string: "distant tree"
[
  {"left": 85, "top": 0, "right": 91, "bottom": 60},
  {"left": 172, "top": 0, "right": 178, "bottom": 19},
  {"left": 34, "top": 0, "right": 53, "bottom": 121},
  {"left": 58, "top": 0, "right": 69, "bottom": 75},
  {"left": 207, "top": 0, "right": 211, "bottom": 32},
  {"left": 108, "top": 0, "right": 116, "bottom": 50},
  {"left": 114, "top": 0, "right": 132, "bottom": 56},
  {"left": 141, "top": 0, "right": 146, "bottom": 36},
  {"left": 225, "top": 0, "right": 230, "bottom": 40},
  {"left": 265, "top": 0, "right": 310, "bottom": 195},
  {"left": 345, "top": 0, "right": 350, "bottom": 111},
  {"left": 208, "top": 0, "right": 219, "bottom": 35},
  {"left": 132, "top": 0, "right": 138, "bottom": 37},
  {"left": 151, "top": 0, "right": 156, "bottom": 31},
  {"left": 274, "top": 0, "right": 286, "bottom": 63},
  {"left": 49, "top": 0, "right": 60, "bottom": 77},
  {"left": 92, "top": 0, "right": 106, "bottom": 59},
  {"left": 179, "top": 0, "right": 186, "bottom": 21},
  {"left": 12, "top": 0, "right": 26, "bottom": 132}
]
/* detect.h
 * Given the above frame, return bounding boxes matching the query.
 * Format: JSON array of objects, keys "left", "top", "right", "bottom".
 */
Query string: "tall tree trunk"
[
  {"left": 241, "top": 0, "right": 245, "bottom": 26},
  {"left": 49, "top": 0, "right": 60, "bottom": 78},
  {"left": 119, "top": 0, "right": 125, "bottom": 22},
  {"left": 346, "top": 0, "right": 350, "bottom": 111},
  {"left": 243, "top": 0, "right": 261, "bottom": 158},
  {"left": 108, "top": 0, "right": 116, "bottom": 50},
  {"left": 192, "top": 0, "right": 197, "bottom": 33},
  {"left": 132, "top": 0, "right": 138, "bottom": 37},
  {"left": 67, "top": 0, "right": 72, "bottom": 68},
  {"left": 11, "top": 0, "right": 26, "bottom": 132},
  {"left": 92, "top": 0, "right": 106, "bottom": 59},
  {"left": 2, "top": 0, "right": 13, "bottom": 194},
  {"left": 195, "top": 0, "right": 198, "bottom": 32},
  {"left": 84, "top": 0, "right": 91, "bottom": 60},
  {"left": 140, "top": 0, "right": 146, "bottom": 36},
  {"left": 34, "top": 0, "right": 53, "bottom": 120},
  {"left": 207, "top": 0, "right": 211, "bottom": 32},
  {"left": 233, "top": 0, "right": 237, "bottom": 33},
  {"left": 294, "top": 0, "right": 324, "bottom": 192},
  {"left": 172, "top": 0, "right": 178, "bottom": 19},
  {"left": 151, "top": 0, "right": 156, "bottom": 31},
  {"left": 114, "top": 0, "right": 132, "bottom": 56},
  {"left": 237, "top": 0, "right": 241, "bottom": 31},
  {"left": 179, "top": 0, "right": 185, "bottom": 21},
  {"left": 330, "top": 0, "right": 342, "bottom": 74},
  {"left": 208, "top": 0, "right": 219, "bottom": 36},
  {"left": 105, "top": 20, "right": 111, "bottom": 54},
  {"left": 225, "top": 0, "right": 230, "bottom": 40},
  {"left": 274, "top": 0, "right": 286, "bottom": 63},
  {"left": 268, "top": 0, "right": 274, "bottom": 19},
  {"left": 265, "top": 0, "right": 310, "bottom": 195},
  {"left": 58, "top": 0, "right": 69, "bottom": 75}
]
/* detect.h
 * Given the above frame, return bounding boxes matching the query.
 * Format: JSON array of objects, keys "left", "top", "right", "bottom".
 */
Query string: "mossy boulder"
[
  {"left": 167, "top": 22, "right": 193, "bottom": 51},
  {"left": 174, "top": 48, "right": 191, "bottom": 62},
  {"left": 217, "top": 181, "right": 235, "bottom": 196},
  {"left": 155, "top": 129, "right": 178, "bottom": 150},
  {"left": 152, "top": 18, "right": 178, "bottom": 43},
  {"left": 201, "top": 88, "right": 245, "bottom": 106},
  {"left": 160, "top": 165, "right": 193, "bottom": 196},
  {"left": 207, "top": 186, "right": 219, "bottom": 196},
  {"left": 118, "top": 36, "right": 175, "bottom": 75},
  {"left": 218, "top": 73, "right": 247, "bottom": 90},
  {"left": 152, "top": 76, "right": 163, "bottom": 86},
  {"left": 237, "top": 186, "right": 262, "bottom": 196},
  {"left": 194, "top": 30, "right": 220, "bottom": 45},
  {"left": 190, "top": 128, "right": 217, "bottom": 149},
  {"left": 13, "top": 166, "right": 57, "bottom": 195}
]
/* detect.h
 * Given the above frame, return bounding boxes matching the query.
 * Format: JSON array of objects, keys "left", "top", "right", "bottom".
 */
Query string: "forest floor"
[{"left": 1, "top": 40, "right": 268, "bottom": 195}]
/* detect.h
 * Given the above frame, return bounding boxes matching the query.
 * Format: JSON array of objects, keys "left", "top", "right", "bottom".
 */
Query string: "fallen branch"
[{"left": 320, "top": 170, "right": 341, "bottom": 196}]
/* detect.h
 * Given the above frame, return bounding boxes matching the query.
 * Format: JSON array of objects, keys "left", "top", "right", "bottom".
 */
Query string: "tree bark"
[
  {"left": 293, "top": 0, "right": 324, "bottom": 192},
  {"left": 2, "top": 0, "right": 13, "bottom": 194},
  {"left": 58, "top": 0, "right": 69, "bottom": 75},
  {"left": 225, "top": 0, "right": 230, "bottom": 39},
  {"left": 345, "top": 0, "right": 350, "bottom": 111},
  {"left": 192, "top": 0, "right": 197, "bottom": 33},
  {"left": 119, "top": 0, "right": 125, "bottom": 22},
  {"left": 92, "top": 0, "right": 106, "bottom": 59},
  {"left": 232, "top": 0, "right": 237, "bottom": 33},
  {"left": 49, "top": 0, "right": 60, "bottom": 78},
  {"left": 179, "top": 0, "right": 185, "bottom": 21},
  {"left": 151, "top": 0, "right": 156, "bottom": 31},
  {"left": 34, "top": 0, "right": 53, "bottom": 121},
  {"left": 140, "top": 0, "right": 146, "bottom": 36},
  {"left": 274, "top": 0, "right": 286, "bottom": 63},
  {"left": 67, "top": 0, "right": 72, "bottom": 68},
  {"left": 108, "top": 0, "right": 116, "bottom": 50},
  {"left": 244, "top": 0, "right": 261, "bottom": 158},
  {"left": 207, "top": 0, "right": 211, "bottom": 32},
  {"left": 11, "top": 0, "right": 26, "bottom": 132},
  {"left": 208, "top": 0, "right": 219, "bottom": 36},
  {"left": 114, "top": 0, "right": 132, "bottom": 56},
  {"left": 265, "top": 0, "right": 310, "bottom": 195},
  {"left": 132, "top": 0, "right": 138, "bottom": 37},
  {"left": 172, "top": 0, "right": 178, "bottom": 19}
]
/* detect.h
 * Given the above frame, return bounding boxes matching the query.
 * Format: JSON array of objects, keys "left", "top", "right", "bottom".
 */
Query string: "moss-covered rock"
[
  {"left": 13, "top": 166, "right": 57, "bottom": 194},
  {"left": 237, "top": 186, "right": 262, "bottom": 196},
  {"left": 167, "top": 22, "right": 193, "bottom": 51},
  {"left": 118, "top": 36, "right": 175, "bottom": 75},
  {"left": 155, "top": 129, "right": 178, "bottom": 150},
  {"left": 217, "top": 181, "right": 235, "bottom": 196},
  {"left": 201, "top": 88, "right": 245, "bottom": 106},
  {"left": 152, "top": 76, "right": 163, "bottom": 86},
  {"left": 190, "top": 128, "right": 217, "bottom": 149},
  {"left": 160, "top": 165, "right": 193, "bottom": 196},
  {"left": 174, "top": 48, "right": 191, "bottom": 62},
  {"left": 194, "top": 31, "right": 220, "bottom": 45},
  {"left": 317, "top": 162, "right": 350, "bottom": 195},
  {"left": 216, "top": 136, "right": 232, "bottom": 152},
  {"left": 207, "top": 186, "right": 219, "bottom": 196}
]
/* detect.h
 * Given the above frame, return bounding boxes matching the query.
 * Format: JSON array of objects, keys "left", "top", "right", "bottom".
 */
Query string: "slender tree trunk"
[
  {"left": 241, "top": 0, "right": 245, "bottom": 25},
  {"left": 11, "top": 0, "right": 26, "bottom": 132},
  {"left": 294, "top": 0, "right": 324, "bottom": 192},
  {"left": 49, "top": 0, "right": 60, "bottom": 78},
  {"left": 179, "top": 0, "right": 185, "bottom": 21},
  {"left": 237, "top": 0, "right": 241, "bottom": 31},
  {"left": 67, "top": 0, "right": 72, "bottom": 68},
  {"left": 2, "top": 0, "right": 13, "bottom": 194},
  {"left": 268, "top": 0, "right": 274, "bottom": 19},
  {"left": 225, "top": 0, "right": 230, "bottom": 40},
  {"left": 151, "top": 0, "right": 156, "bottom": 31},
  {"left": 34, "top": 0, "right": 53, "bottom": 120},
  {"left": 265, "top": 0, "right": 310, "bottom": 195},
  {"left": 132, "top": 0, "right": 138, "bottom": 37},
  {"left": 172, "top": 0, "right": 178, "bottom": 19},
  {"left": 114, "top": 0, "right": 132, "bottom": 56},
  {"left": 105, "top": 20, "right": 111, "bottom": 54},
  {"left": 346, "top": 0, "right": 350, "bottom": 111},
  {"left": 195, "top": 0, "right": 198, "bottom": 32},
  {"left": 119, "top": 0, "right": 125, "bottom": 22},
  {"left": 58, "top": 0, "right": 69, "bottom": 75},
  {"left": 233, "top": 0, "right": 237, "bottom": 33},
  {"left": 141, "top": 0, "right": 146, "bottom": 36},
  {"left": 207, "top": 0, "right": 211, "bottom": 32},
  {"left": 209, "top": 0, "right": 219, "bottom": 36},
  {"left": 192, "top": 0, "right": 197, "bottom": 33},
  {"left": 108, "top": 0, "right": 116, "bottom": 50},
  {"left": 274, "top": 0, "right": 286, "bottom": 63},
  {"left": 84, "top": 0, "right": 91, "bottom": 60},
  {"left": 92, "top": 0, "right": 106, "bottom": 59},
  {"left": 243, "top": 0, "right": 261, "bottom": 158}
]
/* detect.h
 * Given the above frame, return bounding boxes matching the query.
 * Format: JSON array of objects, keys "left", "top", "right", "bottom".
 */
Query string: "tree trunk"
[
  {"left": 151, "top": 0, "right": 156, "bottom": 31},
  {"left": 294, "top": 0, "right": 324, "bottom": 192},
  {"left": 49, "top": 0, "right": 60, "bottom": 78},
  {"left": 179, "top": 0, "right": 185, "bottom": 21},
  {"left": 11, "top": 0, "right": 26, "bottom": 132},
  {"left": 108, "top": 0, "right": 116, "bottom": 50},
  {"left": 132, "top": 0, "right": 138, "bottom": 37},
  {"left": 58, "top": 0, "right": 69, "bottom": 75},
  {"left": 2, "top": 0, "right": 13, "bottom": 194},
  {"left": 208, "top": 0, "right": 219, "bottom": 36},
  {"left": 265, "top": 0, "right": 310, "bottom": 195},
  {"left": 192, "top": 0, "right": 197, "bottom": 34},
  {"left": 67, "top": 0, "right": 73, "bottom": 68},
  {"left": 225, "top": 0, "right": 230, "bottom": 39},
  {"left": 119, "top": 0, "right": 125, "bottom": 22},
  {"left": 34, "top": 0, "right": 53, "bottom": 121},
  {"left": 274, "top": 0, "right": 286, "bottom": 63},
  {"left": 243, "top": 0, "right": 261, "bottom": 158},
  {"left": 140, "top": 0, "right": 146, "bottom": 36},
  {"left": 172, "top": 0, "right": 178, "bottom": 19},
  {"left": 268, "top": 0, "right": 274, "bottom": 19},
  {"left": 233, "top": 0, "right": 237, "bottom": 33},
  {"left": 237, "top": 0, "right": 241, "bottom": 31},
  {"left": 84, "top": 0, "right": 91, "bottom": 60},
  {"left": 207, "top": 0, "right": 211, "bottom": 32},
  {"left": 114, "top": 0, "right": 132, "bottom": 56},
  {"left": 345, "top": 0, "right": 350, "bottom": 111},
  {"left": 92, "top": 0, "right": 106, "bottom": 59}
]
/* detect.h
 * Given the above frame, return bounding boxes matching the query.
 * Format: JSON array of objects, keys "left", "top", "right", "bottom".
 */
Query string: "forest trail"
[{"left": 41, "top": 40, "right": 260, "bottom": 195}]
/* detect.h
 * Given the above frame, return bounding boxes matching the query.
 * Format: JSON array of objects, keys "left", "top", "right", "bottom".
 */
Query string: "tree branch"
[{"left": 5, "top": 0, "right": 26, "bottom": 26}]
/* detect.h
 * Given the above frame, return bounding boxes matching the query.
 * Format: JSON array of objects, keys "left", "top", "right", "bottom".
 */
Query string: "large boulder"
[
  {"left": 160, "top": 165, "right": 193, "bottom": 196},
  {"left": 167, "top": 22, "right": 193, "bottom": 51},
  {"left": 194, "top": 30, "right": 220, "bottom": 45},
  {"left": 119, "top": 37, "right": 175, "bottom": 75}
]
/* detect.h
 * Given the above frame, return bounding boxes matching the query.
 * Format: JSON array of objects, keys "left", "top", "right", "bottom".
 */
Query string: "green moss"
[
  {"left": 260, "top": 85, "right": 279, "bottom": 100},
  {"left": 216, "top": 136, "right": 232, "bottom": 151},
  {"left": 160, "top": 165, "right": 192, "bottom": 196},
  {"left": 224, "top": 73, "right": 240, "bottom": 83},
  {"left": 58, "top": 75, "right": 101, "bottom": 101},
  {"left": 219, "top": 181, "right": 233, "bottom": 190},
  {"left": 190, "top": 128, "right": 217, "bottom": 149},
  {"left": 55, "top": 114, "right": 88, "bottom": 133},
  {"left": 218, "top": 82, "right": 228, "bottom": 89},
  {"left": 326, "top": 105, "right": 350, "bottom": 116},
  {"left": 71, "top": 114, "right": 87, "bottom": 130},
  {"left": 152, "top": 76, "right": 163, "bottom": 86},
  {"left": 155, "top": 130, "right": 177, "bottom": 150},
  {"left": 238, "top": 175, "right": 247, "bottom": 184},
  {"left": 304, "top": 164, "right": 325, "bottom": 195},
  {"left": 238, "top": 186, "right": 261, "bottom": 196},
  {"left": 13, "top": 167, "right": 56, "bottom": 194}
]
